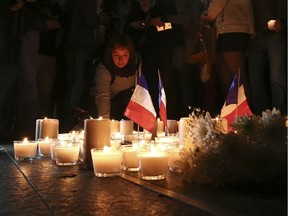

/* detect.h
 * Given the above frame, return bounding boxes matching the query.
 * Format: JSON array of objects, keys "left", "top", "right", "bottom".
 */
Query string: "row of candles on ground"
[
  {"left": 13, "top": 117, "right": 191, "bottom": 180},
  {"left": 13, "top": 116, "right": 228, "bottom": 180},
  {"left": 32, "top": 117, "right": 193, "bottom": 145},
  {"left": 14, "top": 133, "right": 182, "bottom": 180}
]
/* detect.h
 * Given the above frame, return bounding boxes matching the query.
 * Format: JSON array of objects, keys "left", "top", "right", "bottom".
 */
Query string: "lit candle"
[
  {"left": 54, "top": 141, "right": 80, "bottom": 166},
  {"left": 168, "top": 146, "right": 183, "bottom": 173},
  {"left": 14, "top": 138, "right": 38, "bottom": 161},
  {"left": 111, "top": 120, "right": 120, "bottom": 132},
  {"left": 121, "top": 144, "right": 139, "bottom": 171},
  {"left": 167, "top": 119, "right": 178, "bottom": 134},
  {"left": 178, "top": 117, "right": 190, "bottom": 144},
  {"left": 84, "top": 118, "right": 111, "bottom": 169},
  {"left": 39, "top": 118, "right": 59, "bottom": 139},
  {"left": 137, "top": 146, "right": 169, "bottom": 180},
  {"left": 157, "top": 118, "right": 165, "bottom": 137},
  {"left": 38, "top": 137, "right": 51, "bottom": 157},
  {"left": 91, "top": 147, "right": 122, "bottom": 177},
  {"left": 120, "top": 119, "right": 133, "bottom": 135}
]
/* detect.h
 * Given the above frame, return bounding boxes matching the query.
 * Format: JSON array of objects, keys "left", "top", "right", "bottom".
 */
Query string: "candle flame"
[
  {"left": 103, "top": 146, "right": 111, "bottom": 153},
  {"left": 98, "top": 116, "right": 103, "bottom": 120},
  {"left": 23, "top": 138, "right": 28, "bottom": 143},
  {"left": 45, "top": 137, "right": 49, "bottom": 141}
]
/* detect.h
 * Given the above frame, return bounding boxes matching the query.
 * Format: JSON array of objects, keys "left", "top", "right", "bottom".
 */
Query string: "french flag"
[
  {"left": 158, "top": 72, "right": 168, "bottom": 128},
  {"left": 220, "top": 72, "right": 252, "bottom": 131},
  {"left": 124, "top": 73, "right": 156, "bottom": 132}
]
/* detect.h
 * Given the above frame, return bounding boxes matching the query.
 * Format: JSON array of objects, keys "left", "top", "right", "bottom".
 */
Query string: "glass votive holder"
[
  {"left": 37, "top": 137, "right": 51, "bottom": 157},
  {"left": 137, "top": 146, "right": 169, "bottom": 180},
  {"left": 137, "top": 131, "right": 152, "bottom": 141},
  {"left": 168, "top": 146, "right": 182, "bottom": 173},
  {"left": 91, "top": 147, "right": 122, "bottom": 177},
  {"left": 13, "top": 139, "right": 38, "bottom": 161},
  {"left": 50, "top": 138, "right": 59, "bottom": 160},
  {"left": 121, "top": 145, "right": 139, "bottom": 171},
  {"left": 54, "top": 141, "right": 80, "bottom": 166},
  {"left": 123, "top": 133, "right": 139, "bottom": 144},
  {"left": 166, "top": 119, "right": 178, "bottom": 135}
]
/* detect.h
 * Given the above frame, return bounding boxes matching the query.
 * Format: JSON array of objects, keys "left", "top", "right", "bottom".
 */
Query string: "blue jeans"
[{"left": 248, "top": 33, "right": 287, "bottom": 115}]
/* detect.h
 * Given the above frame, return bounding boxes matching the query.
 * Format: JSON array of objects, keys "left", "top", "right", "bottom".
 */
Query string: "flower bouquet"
[{"left": 177, "top": 108, "right": 287, "bottom": 189}]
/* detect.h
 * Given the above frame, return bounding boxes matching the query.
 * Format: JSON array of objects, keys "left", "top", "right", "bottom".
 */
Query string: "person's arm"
[
  {"left": 204, "top": 0, "right": 229, "bottom": 21},
  {"left": 94, "top": 64, "right": 112, "bottom": 118}
]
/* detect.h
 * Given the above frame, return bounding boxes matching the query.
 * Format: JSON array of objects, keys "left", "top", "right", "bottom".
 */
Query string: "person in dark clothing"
[
  {"left": 60, "top": 0, "right": 102, "bottom": 131},
  {"left": 92, "top": 34, "right": 139, "bottom": 120},
  {"left": 0, "top": 0, "right": 20, "bottom": 140},
  {"left": 10, "top": 0, "right": 47, "bottom": 139},
  {"left": 248, "top": 0, "right": 287, "bottom": 115},
  {"left": 37, "top": 0, "right": 63, "bottom": 118},
  {"left": 125, "top": 0, "right": 184, "bottom": 120}
]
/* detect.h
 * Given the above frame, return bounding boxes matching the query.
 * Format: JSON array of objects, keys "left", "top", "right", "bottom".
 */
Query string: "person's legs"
[
  {"left": 68, "top": 51, "right": 92, "bottom": 109},
  {"left": 266, "top": 34, "right": 287, "bottom": 114},
  {"left": 179, "top": 63, "right": 202, "bottom": 117},
  {"left": 17, "top": 31, "right": 39, "bottom": 138},
  {"left": 248, "top": 39, "right": 270, "bottom": 114},
  {"left": 220, "top": 50, "right": 250, "bottom": 102},
  {"left": 37, "top": 54, "right": 57, "bottom": 118}
]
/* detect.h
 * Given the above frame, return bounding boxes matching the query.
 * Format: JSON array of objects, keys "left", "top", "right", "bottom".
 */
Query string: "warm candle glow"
[{"left": 91, "top": 147, "right": 122, "bottom": 177}]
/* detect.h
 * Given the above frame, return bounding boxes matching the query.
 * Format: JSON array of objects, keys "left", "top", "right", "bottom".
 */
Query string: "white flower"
[{"left": 261, "top": 107, "right": 282, "bottom": 125}]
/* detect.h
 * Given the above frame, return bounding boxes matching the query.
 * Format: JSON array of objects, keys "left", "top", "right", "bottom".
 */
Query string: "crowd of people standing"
[{"left": 0, "top": 0, "right": 286, "bottom": 141}]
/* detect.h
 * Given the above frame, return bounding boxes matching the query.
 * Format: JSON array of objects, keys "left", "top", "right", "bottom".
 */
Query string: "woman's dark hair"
[{"left": 103, "top": 34, "right": 137, "bottom": 66}]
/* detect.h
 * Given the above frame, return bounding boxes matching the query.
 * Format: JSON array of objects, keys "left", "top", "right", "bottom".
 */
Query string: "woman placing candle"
[{"left": 92, "top": 34, "right": 140, "bottom": 120}]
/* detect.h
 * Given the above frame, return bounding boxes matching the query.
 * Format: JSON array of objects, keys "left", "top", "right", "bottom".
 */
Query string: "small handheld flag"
[
  {"left": 158, "top": 71, "right": 168, "bottom": 128},
  {"left": 220, "top": 71, "right": 252, "bottom": 131},
  {"left": 124, "top": 73, "right": 156, "bottom": 132}
]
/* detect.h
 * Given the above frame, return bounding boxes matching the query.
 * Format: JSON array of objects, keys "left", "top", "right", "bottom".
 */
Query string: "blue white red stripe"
[
  {"left": 124, "top": 74, "right": 156, "bottom": 132},
  {"left": 158, "top": 72, "right": 168, "bottom": 128},
  {"left": 220, "top": 72, "right": 252, "bottom": 131}
]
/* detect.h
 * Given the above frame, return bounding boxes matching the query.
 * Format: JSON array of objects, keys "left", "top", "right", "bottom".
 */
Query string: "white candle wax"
[
  {"left": 40, "top": 118, "right": 59, "bottom": 139},
  {"left": 84, "top": 118, "right": 111, "bottom": 169},
  {"left": 157, "top": 119, "right": 165, "bottom": 137},
  {"left": 54, "top": 144, "right": 79, "bottom": 165},
  {"left": 178, "top": 117, "right": 190, "bottom": 144},
  {"left": 91, "top": 148, "right": 122, "bottom": 176},
  {"left": 138, "top": 151, "right": 168, "bottom": 179},
  {"left": 14, "top": 139, "right": 37, "bottom": 160},
  {"left": 38, "top": 137, "right": 51, "bottom": 157},
  {"left": 111, "top": 120, "right": 120, "bottom": 132},
  {"left": 168, "top": 148, "right": 181, "bottom": 172},
  {"left": 122, "top": 146, "right": 139, "bottom": 171},
  {"left": 120, "top": 120, "right": 133, "bottom": 135},
  {"left": 167, "top": 120, "right": 178, "bottom": 134}
]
